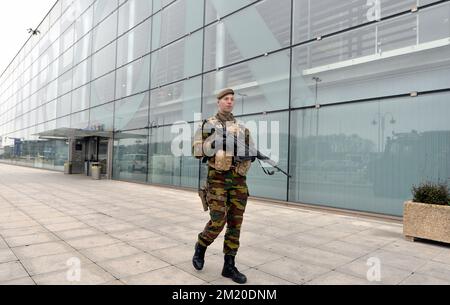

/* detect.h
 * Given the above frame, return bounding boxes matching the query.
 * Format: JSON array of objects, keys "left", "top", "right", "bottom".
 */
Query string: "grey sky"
[{"left": 0, "top": 0, "right": 56, "bottom": 76}]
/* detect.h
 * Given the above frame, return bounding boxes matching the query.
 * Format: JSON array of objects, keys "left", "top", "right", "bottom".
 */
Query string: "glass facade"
[{"left": 1, "top": 0, "right": 450, "bottom": 216}]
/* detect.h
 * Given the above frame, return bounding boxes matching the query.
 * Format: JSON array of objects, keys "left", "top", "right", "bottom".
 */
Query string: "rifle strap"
[{"left": 258, "top": 159, "right": 274, "bottom": 176}]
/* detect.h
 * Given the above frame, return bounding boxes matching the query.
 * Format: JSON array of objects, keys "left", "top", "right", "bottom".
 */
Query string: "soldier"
[{"left": 192, "top": 88, "right": 255, "bottom": 284}]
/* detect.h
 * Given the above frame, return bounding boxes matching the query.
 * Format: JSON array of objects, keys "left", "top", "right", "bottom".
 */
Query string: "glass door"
[{"left": 98, "top": 138, "right": 109, "bottom": 176}]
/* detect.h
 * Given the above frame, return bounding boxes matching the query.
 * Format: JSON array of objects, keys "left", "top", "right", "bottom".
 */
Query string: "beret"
[{"left": 217, "top": 88, "right": 235, "bottom": 100}]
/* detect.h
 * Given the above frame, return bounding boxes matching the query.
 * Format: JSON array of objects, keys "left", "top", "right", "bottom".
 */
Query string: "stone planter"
[{"left": 403, "top": 200, "right": 450, "bottom": 244}]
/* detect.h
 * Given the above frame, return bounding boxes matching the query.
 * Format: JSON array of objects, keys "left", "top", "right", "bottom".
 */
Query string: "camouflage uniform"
[{"left": 193, "top": 112, "right": 253, "bottom": 257}]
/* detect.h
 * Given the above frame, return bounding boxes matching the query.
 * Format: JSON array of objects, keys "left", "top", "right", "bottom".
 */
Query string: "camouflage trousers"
[{"left": 198, "top": 167, "right": 249, "bottom": 257}]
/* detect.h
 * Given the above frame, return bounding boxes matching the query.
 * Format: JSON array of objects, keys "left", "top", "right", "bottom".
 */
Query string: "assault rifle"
[{"left": 202, "top": 120, "right": 291, "bottom": 178}]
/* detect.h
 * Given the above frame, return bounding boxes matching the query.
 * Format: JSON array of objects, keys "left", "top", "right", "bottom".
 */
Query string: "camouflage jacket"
[{"left": 192, "top": 113, "right": 254, "bottom": 176}]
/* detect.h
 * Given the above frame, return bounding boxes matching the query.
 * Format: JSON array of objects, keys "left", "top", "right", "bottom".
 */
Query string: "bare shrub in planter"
[
  {"left": 412, "top": 182, "right": 450, "bottom": 206},
  {"left": 403, "top": 182, "right": 450, "bottom": 244}
]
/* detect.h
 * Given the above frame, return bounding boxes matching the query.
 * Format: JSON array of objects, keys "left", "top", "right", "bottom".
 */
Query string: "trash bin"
[
  {"left": 91, "top": 162, "right": 101, "bottom": 180},
  {"left": 64, "top": 162, "right": 72, "bottom": 175}
]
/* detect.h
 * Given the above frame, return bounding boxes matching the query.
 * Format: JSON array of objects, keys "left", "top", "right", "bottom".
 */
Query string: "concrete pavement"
[{"left": 0, "top": 163, "right": 449, "bottom": 285}]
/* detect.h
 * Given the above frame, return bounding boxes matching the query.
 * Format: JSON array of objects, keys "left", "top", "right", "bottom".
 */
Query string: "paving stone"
[
  {"left": 54, "top": 228, "right": 102, "bottom": 240},
  {"left": 400, "top": 273, "right": 450, "bottom": 285},
  {"left": 256, "top": 257, "right": 330, "bottom": 284},
  {"left": 306, "top": 271, "right": 376, "bottom": 285},
  {"left": 360, "top": 250, "right": 428, "bottom": 273},
  {"left": 336, "top": 258, "right": 413, "bottom": 285},
  {"left": 13, "top": 242, "right": 74, "bottom": 260},
  {"left": 316, "top": 240, "right": 377, "bottom": 259},
  {"left": 0, "top": 276, "right": 35, "bottom": 285},
  {"left": 110, "top": 229, "right": 160, "bottom": 242},
  {"left": 235, "top": 246, "right": 284, "bottom": 268},
  {"left": 1, "top": 164, "right": 449, "bottom": 285},
  {"left": 5, "top": 232, "right": 59, "bottom": 248},
  {"left": 121, "top": 266, "right": 206, "bottom": 285},
  {"left": 32, "top": 263, "right": 115, "bottom": 285},
  {"left": 65, "top": 235, "right": 121, "bottom": 250},
  {"left": 432, "top": 250, "right": 450, "bottom": 265},
  {"left": 97, "top": 253, "right": 170, "bottom": 279},
  {"left": 415, "top": 261, "right": 450, "bottom": 282},
  {"left": 0, "top": 248, "right": 18, "bottom": 264},
  {"left": 80, "top": 243, "right": 141, "bottom": 263},
  {"left": 44, "top": 222, "right": 89, "bottom": 232},
  {"left": 381, "top": 239, "right": 447, "bottom": 260},
  {"left": 128, "top": 236, "right": 182, "bottom": 252},
  {"left": 21, "top": 252, "right": 92, "bottom": 276},
  {"left": 0, "top": 262, "right": 29, "bottom": 282}
]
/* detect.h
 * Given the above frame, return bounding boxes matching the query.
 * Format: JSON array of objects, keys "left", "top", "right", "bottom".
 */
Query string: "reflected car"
[
  {"left": 368, "top": 131, "right": 450, "bottom": 198},
  {"left": 319, "top": 160, "right": 359, "bottom": 172},
  {"left": 120, "top": 154, "right": 147, "bottom": 173}
]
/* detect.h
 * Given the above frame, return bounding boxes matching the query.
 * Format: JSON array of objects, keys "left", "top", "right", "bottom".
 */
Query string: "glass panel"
[
  {"left": 289, "top": 92, "right": 450, "bottom": 216},
  {"left": 92, "top": 11, "right": 118, "bottom": 52},
  {"left": 149, "top": 76, "right": 201, "bottom": 126},
  {"left": 115, "top": 92, "right": 149, "bottom": 131},
  {"left": 244, "top": 112, "right": 289, "bottom": 201},
  {"left": 91, "top": 41, "right": 116, "bottom": 79},
  {"left": 57, "top": 93, "right": 72, "bottom": 117},
  {"left": 151, "top": 31, "right": 203, "bottom": 88},
  {"left": 118, "top": 0, "right": 152, "bottom": 36},
  {"left": 203, "top": 50, "right": 290, "bottom": 118},
  {"left": 91, "top": 72, "right": 115, "bottom": 107},
  {"left": 117, "top": 18, "right": 152, "bottom": 67},
  {"left": 152, "top": 0, "right": 203, "bottom": 49},
  {"left": 71, "top": 84, "right": 90, "bottom": 112},
  {"left": 116, "top": 55, "right": 150, "bottom": 99},
  {"left": 10, "top": 134, "right": 68, "bottom": 171},
  {"left": 293, "top": 0, "right": 418, "bottom": 44},
  {"left": 93, "top": 0, "right": 118, "bottom": 26},
  {"left": 419, "top": 2, "right": 450, "bottom": 44},
  {"left": 89, "top": 102, "right": 114, "bottom": 131},
  {"left": 153, "top": 0, "right": 175, "bottom": 13},
  {"left": 148, "top": 123, "right": 199, "bottom": 188},
  {"left": 113, "top": 129, "right": 148, "bottom": 182},
  {"left": 60, "top": 25, "right": 75, "bottom": 54},
  {"left": 72, "top": 58, "right": 91, "bottom": 89},
  {"left": 73, "top": 32, "right": 92, "bottom": 65},
  {"left": 75, "top": 5, "right": 93, "bottom": 41},
  {"left": 204, "top": 0, "right": 291, "bottom": 71},
  {"left": 58, "top": 70, "right": 73, "bottom": 99},
  {"left": 71, "top": 110, "right": 89, "bottom": 129},
  {"left": 98, "top": 137, "right": 109, "bottom": 175},
  {"left": 291, "top": 9, "right": 450, "bottom": 107},
  {"left": 56, "top": 115, "right": 71, "bottom": 128},
  {"left": 205, "top": 0, "right": 256, "bottom": 24}
]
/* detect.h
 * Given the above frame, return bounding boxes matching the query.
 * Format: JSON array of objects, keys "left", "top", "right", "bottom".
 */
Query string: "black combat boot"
[
  {"left": 192, "top": 243, "right": 207, "bottom": 270},
  {"left": 221, "top": 255, "right": 247, "bottom": 284}
]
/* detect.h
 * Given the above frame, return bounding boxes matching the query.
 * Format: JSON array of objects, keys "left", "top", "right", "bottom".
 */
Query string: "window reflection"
[
  {"left": 113, "top": 129, "right": 148, "bottom": 182},
  {"left": 289, "top": 93, "right": 450, "bottom": 216},
  {"left": 203, "top": 51, "right": 290, "bottom": 117},
  {"left": 148, "top": 123, "right": 199, "bottom": 188}
]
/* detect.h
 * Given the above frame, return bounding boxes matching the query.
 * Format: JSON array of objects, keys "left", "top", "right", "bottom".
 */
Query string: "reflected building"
[{"left": 1, "top": 0, "right": 450, "bottom": 216}]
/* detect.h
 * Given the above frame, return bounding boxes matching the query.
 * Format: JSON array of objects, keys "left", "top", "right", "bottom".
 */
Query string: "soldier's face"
[{"left": 218, "top": 94, "right": 235, "bottom": 113}]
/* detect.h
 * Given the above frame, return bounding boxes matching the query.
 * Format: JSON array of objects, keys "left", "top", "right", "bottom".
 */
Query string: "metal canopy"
[
  {"left": 33, "top": 128, "right": 147, "bottom": 140},
  {"left": 34, "top": 128, "right": 113, "bottom": 140}
]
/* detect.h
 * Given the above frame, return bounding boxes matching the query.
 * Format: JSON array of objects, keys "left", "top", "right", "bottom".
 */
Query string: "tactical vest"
[{"left": 198, "top": 115, "right": 252, "bottom": 177}]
